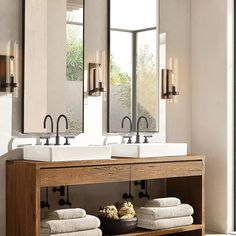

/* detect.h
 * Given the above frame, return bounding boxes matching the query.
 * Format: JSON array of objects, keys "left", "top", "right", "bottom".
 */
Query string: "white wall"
[{"left": 191, "top": 0, "right": 231, "bottom": 233}]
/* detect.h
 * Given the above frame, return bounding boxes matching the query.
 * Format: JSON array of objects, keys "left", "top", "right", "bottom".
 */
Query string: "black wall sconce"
[
  {"left": 88, "top": 63, "right": 105, "bottom": 96},
  {"left": 161, "top": 69, "right": 179, "bottom": 100},
  {"left": 0, "top": 55, "right": 18, "bottom": 93}
]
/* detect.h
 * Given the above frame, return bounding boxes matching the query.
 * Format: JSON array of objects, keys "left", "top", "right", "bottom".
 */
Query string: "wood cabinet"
[{"left": 6, "top": 155, "right": 205, "bottom": 236}]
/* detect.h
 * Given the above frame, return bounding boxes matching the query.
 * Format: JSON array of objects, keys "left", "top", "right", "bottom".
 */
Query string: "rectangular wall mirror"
[
  {"left": 23, "top": 0, "right": 84, "bottom": 134},
  {"left": 107, "top": 0, "right": 159, "bottom": 133}
]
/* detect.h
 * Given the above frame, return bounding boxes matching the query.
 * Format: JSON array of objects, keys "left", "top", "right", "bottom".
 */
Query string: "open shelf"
[{"left": 119, "top": 224, "right": 203, "bottom": 235}]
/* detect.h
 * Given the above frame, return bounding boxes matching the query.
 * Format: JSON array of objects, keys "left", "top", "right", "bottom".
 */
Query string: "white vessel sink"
[
  {"left": 111, "top": 143, "right": 187, "bottom": 158},
  {"left": 23, "top": 145, "right": 111, "bottom": 162}
]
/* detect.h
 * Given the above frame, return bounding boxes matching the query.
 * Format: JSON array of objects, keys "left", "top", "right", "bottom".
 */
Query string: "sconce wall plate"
[
  {"left": 88, "top": 63, "right": 105, "bottom": 96},
  {"left": 0, "top": 55, "right": 7, "bottom": 92},
  {"left": 161, "top": 69, "right": 179, "bottom": 100},
  {"left": 0, "top": 55, "right": 18, "bottom": 93}
]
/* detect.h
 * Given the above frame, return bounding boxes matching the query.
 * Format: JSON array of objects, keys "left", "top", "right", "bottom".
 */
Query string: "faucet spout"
[
  {"left": 121, "top": 116, "right": 132, "bottom": 132},
  {"left": 43, "top": 115, "right": 54, "bottom": 133},
  {"left": 55, "top": 114, "right": 68, "bottom": 145},
  {"left": 135, "top": 116, "right": 149, "bottom": 143}
]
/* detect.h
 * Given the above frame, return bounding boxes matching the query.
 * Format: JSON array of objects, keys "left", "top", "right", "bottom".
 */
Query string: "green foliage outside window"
[
  {"left": 65, "top": 14, "right": 83, "bottom": 133},
  {"left": 110, "top": 55, "right": 131, "bottom": 112},
  {"left": 66, "top": 20, "right": 83, "bottom": 81},
  {"left": 110, "top": 43, "right": 157, "bottom": 131}
]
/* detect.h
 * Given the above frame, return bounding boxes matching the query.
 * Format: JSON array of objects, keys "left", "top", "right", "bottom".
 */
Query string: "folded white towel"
[
  {"left": 47, "top": 208, "right": 86, "bottom": 220},
  {"left": 138, "top": 216, "right": 193, "bottom": 230},
  {"left": 136, "top": 204, "right": 194, "bottom": 221},
  {"left": 40, "top": 228, "right": 102, "bottom": 236},
  {"left": 145, "top": 197, "right": 181, "bottom": 207},
  {"left": 41, "top": 215, "right": 100, "bottom": 234}
]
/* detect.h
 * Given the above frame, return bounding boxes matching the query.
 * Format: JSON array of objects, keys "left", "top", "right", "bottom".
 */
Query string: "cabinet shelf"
[{"left": 119, "top": 224, "right": 203, "bottom": 235}]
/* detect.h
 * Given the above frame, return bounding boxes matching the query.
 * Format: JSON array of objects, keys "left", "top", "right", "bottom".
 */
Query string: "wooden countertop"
[{"left": 7, "top": 154, "right": 204, "bottom": 169}]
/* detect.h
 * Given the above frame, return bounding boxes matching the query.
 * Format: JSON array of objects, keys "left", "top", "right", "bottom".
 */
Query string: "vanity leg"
[
  {"left": 166, "top": 175, "right": 205, "bottom": 236},
  {"left": 6, "top": 161, "right": 40, "bottom": 236}
]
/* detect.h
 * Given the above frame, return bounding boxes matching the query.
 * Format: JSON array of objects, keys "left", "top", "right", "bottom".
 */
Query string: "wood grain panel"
[
  {"left": 39, "top": 165, "right": 130, "bottom": 187},
  {"left": 131, "top": 161, "right": 203, "bottom": 181},
  {"left": 6, "top": 162, "right": 40, "bottom": 236},
  {"left": 6, "top": 161, "right": 16, "bottom": 236}
]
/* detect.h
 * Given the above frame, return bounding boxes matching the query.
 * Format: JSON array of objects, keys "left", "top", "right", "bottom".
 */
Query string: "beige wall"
[
  {"left": 191, "top": 0, "right": 230, "bottom": 233},
  {"left": 161, "top": 0, "right": 192, "bottom": 151}
]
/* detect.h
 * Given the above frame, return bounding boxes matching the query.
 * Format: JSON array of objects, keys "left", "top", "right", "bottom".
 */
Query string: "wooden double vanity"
[{"left": 6, "top": 155, "right": 205, "bottom": 236}]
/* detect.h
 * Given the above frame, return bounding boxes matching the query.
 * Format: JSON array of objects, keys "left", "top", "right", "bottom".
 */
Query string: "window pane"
[
  {"left": 66, "top": 24, "right": 83, "bottom": 81},
  {"left": 110, "top": 31, "right": 132, "bottom": 132},
  {"left": 137, "top": 29, "right": 158, "bottom": 131},
  {"left": 65, "top": 8, "right": 83, "bottom": 133},
  {"left": 111, "top": 0, "right": 156, "bottom": 31}
]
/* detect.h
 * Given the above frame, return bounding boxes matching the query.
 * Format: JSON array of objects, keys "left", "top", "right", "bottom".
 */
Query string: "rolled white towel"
[
  {"left": 41, "top": 215, "right": 100, "bottom": 234},
  {"left": 138, "top": 216, "right": 193, "bottom": 230},
  {"left": 40, "top": 228, "right": 102, "bottom": 236},
  {"left": 47, "top": 208, "right": 86, "bottom": 220},
  {"left": 145, "top": 197, "right": 181, "bottom": 207},
  {"left": 136, "top": 204, "right": 194, "bottom": 221}
]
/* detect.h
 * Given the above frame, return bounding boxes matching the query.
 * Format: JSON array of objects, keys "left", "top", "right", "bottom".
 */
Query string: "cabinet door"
[
  {"left": 39, "top": 165, "right": 130, "bottom": 187},
  {"left": 131, "top": 161, "right": 203, "bottom": 180}
]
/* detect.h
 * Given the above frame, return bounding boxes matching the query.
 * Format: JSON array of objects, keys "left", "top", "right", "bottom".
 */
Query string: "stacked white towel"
[
  {"left": 41, "top": 208, "right": 102, "bottom": 236},
  {"left": 136, "top": 197, "right": 194, "bottom": 230}
]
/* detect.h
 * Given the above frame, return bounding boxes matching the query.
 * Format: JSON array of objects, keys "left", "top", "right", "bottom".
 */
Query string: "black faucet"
[
  {"left": 55, "top": 114, "right": 68, "bottom": 145},
  {"left": 121, "top": 116, "right": 133, "bottom": 144},
  {"left": 135, "top": 116, "right": 149, "bottom": 143},
  {"left": 121, "top": 116, "right": 132, "bottom": 131},
  {"left": 43, "top": 115, "right": 54, "bottom": 133},
  {"left": 41, "top": 115, "right": 54, "bottom": 145}
]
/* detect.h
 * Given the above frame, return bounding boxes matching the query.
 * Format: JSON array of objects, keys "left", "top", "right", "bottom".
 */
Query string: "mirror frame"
[
  {"left": 107, "top": 0, "right": 160, "bottom": 133},
  {"left": 107, "top": 0, "right": 110, "bottom": 132},
  {"left": 22, "top": 0, "right": 85, "bottom": 134}
]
